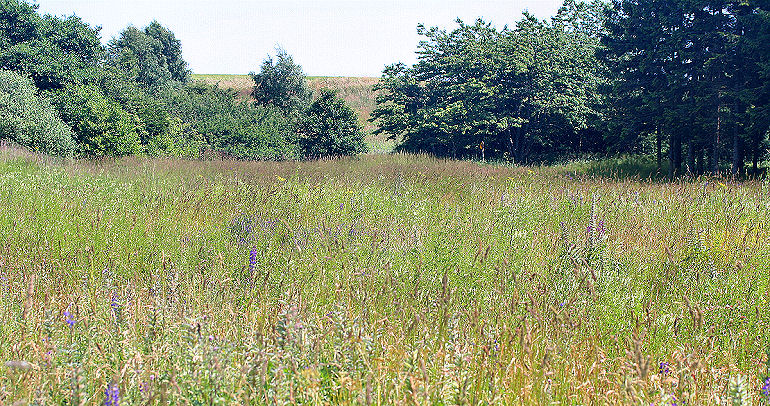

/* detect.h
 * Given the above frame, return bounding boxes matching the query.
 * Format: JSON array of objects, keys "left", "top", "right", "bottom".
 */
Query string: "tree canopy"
[
  {"left": 250, "top": 48, "right": 312, "bottom": 115},
  {"left": 372, "top": 0, "right": 770, "bottom": 175},
  {"left": 372, "top": 2, "right": 607, "bottom": 162},
  {"left": 107, "top": 21, "right": 190, "bottom": 89}
]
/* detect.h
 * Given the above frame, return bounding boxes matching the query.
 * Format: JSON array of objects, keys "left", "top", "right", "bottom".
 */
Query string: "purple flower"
[
  {"left": 104, "top": 383, "right": 119, "bottom": 406},
  {"left": 762, "top": 377, "right": 770, "bottom": 400},
  {"left": 668, "top": 394, "right": 677, "bottom": 406},
  {"left": 659, "top": 361, "right": 671, "bottom": 376},
  {"left": 110, "top": 294, "right": 120, "bottom": 313},
  {"left": 63, "top": 311, "right": 75, "bottom": 328},
  {"left": 249, "top": 248, "right": 258, "bottom": 274}
]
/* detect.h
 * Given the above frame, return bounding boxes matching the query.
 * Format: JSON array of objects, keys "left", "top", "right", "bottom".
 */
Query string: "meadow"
[{"left": 0, "top": 143, "right": 769, "bottom": 405}]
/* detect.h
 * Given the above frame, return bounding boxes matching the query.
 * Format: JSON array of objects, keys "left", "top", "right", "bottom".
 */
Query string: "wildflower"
[
  {"left": 104, "top": 383, "right": 119, "bottom": 406},
  {"left": 718, "top": 182, "right": 727, "bottom": 188},
  {"left": 63, "top": 310, "right": 75, "bottom": 328},
  {"left": 659, "top": 361, "right": 671, "bottom": 376},
  {"left": 762, "top": 377, "right": 770, "bottom": 400},
  {"left": 249, "top": 247, "right": 258, "bottom": 274},
  {"left": 110, "top": 294, "right": 120, "bottom": 313},
  {"left": 277, "top": 175, "right": 286, "bottom": 182},
  {"left": 668, "top": 394, "right": 678, "bottom": 406}
]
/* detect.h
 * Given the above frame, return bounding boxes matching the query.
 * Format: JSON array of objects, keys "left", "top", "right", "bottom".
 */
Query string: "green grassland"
[{"left": 1, "top": 144, "right": 768, "bottom": 404}]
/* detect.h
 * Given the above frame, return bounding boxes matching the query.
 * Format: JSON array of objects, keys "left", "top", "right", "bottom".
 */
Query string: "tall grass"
[{"left": 0, "top": 146, "right": 768, "bottom": 404}]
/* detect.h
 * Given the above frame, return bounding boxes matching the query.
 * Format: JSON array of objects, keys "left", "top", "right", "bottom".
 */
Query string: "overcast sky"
[{"left": 36, "top": 0, "right": 564, "bottom": 77}]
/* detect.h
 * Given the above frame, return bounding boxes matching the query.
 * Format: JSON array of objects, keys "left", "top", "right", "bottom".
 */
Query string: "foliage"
[
  {"left": 146, "top": 116, "right": 206, "bottom": 158},
  {"left": 0, "top": 0, "right": 103, "bottom": 91},
  {"left": 0, "top": 70, "right": 75, "bottom": 156},
  {"left": 52, "top": 84, "right": 142, "bottom": 157},
  {"left": 372, "top": 2, "right": 607, "bottom": 162},
  {"left": 143, "top": 21, "right": 189, "bottom": 82},
  {"left": 107, "top": 21, "right": 189, "bottom": 89},
  {"left": 159, "top": 82, "right": 299, "bottom": 160},
  {"left": 298, "top": 89, "right": 367, "bottom": 158},
  {"left": 600, "top": 0, "right": 770, "bottom": 176},
  {"left": 250, "top": 48, "right": 312, "bottom": 115}
]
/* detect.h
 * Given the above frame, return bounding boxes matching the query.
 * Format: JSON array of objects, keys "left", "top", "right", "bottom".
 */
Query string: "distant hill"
[{"left": 191, "top": 74, "right": 379, "bottom": 131}]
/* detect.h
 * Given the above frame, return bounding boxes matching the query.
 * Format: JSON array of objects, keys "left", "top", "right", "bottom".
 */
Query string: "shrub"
[
  {"left": 146, "top": 116, "right": 205, "bottom": 158},
  {"left": 298, "top": 89, "right": 367, "bottom": 158},
  {"left": 0, "top": 70, "right": 76, "bottom": 157},
  {"left": 53, "top": 84, "right": 142, "bottom": 157},
  {"left": 214, "top": 106, "right": 299, "bottom": 161},
  {"left": 159, "top": 82, "right": 298, "bottom": 160}
]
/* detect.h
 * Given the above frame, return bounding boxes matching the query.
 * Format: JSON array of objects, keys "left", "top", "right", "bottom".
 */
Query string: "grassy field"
[
  {"left": 1, "top": 144, "right": 769, "bottom": 404},
  {"left": 191, "top": 74, "right": 379, "bottom": 132}
]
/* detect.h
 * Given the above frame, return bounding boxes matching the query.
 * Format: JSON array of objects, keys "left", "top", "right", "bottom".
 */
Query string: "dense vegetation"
[
  {"left": 0, "top": 0, "right": 365, "bottom": 160},
  {"left": 372, "top": 0, "right": 770, "bottom": 176},
  {"left": 2, "top": 0, "right": 770, "bottom": 404},
  {"left": 0, "top": 70, "right": 76, "bottom": 157},
  {"left": 1, "top": 146, "right": 769, "bottom": 404}
]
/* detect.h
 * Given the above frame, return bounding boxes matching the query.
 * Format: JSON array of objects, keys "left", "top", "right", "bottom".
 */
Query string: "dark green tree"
[
  {"left": 250, "top": 48, "right": 312, "bottom": 115},
  {"left": 601, "top": 0, "right": 770, "bottom": 176},
  {"left": 298, "top": 89, "right": 367, "bottom": 158},
  {"left": 108, "top": 21, "right": 188, "bottom": 89},
  {"left": 372, "top": 2, "right": 606, "bottom": 162},
  {"left": 0, "top": 0, "right": 103, "bottom": 91},
  {"left": 144, "top": 21, "right": 189, "bottom": 82}
]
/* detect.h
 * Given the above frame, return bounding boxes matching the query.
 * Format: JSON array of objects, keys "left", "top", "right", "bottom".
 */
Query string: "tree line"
[
  {"left": 0, "top": 0, "right": 366, "bottom": 159},
  {"left": 372, "top": 0, "right": 770, "bottom": 176}
]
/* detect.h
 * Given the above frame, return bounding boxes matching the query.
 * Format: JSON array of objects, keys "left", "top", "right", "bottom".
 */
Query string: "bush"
[
  {"left": 146, "top": 116, "right": 205, "bottom": 158},
  {"left": 53, "top": 84, "right": 142, "bottom": 157},
  {"left": 215, "top": 106, "right": 299, "bottom": 161},
  {"left": 0, "top": 70, "right": 76, "bottom": 157},
  {"left": 159, "top": 82, "right": 298, "bottom": 160},
  {"left": 298, "top": 89, "right": 367, "bottom": 158}
]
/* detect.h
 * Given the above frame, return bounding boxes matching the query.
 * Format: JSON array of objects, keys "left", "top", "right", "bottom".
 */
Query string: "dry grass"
[{"left": 0, "top": 147, "right": 768, "bottom": 404}]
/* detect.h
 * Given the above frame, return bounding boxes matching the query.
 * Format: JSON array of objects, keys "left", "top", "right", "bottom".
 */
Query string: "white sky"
[{"left": 36, "top": 0, "right": 563, "bottom": 77}]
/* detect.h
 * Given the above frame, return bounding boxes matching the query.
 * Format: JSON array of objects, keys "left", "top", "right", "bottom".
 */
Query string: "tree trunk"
[
  {"left": 669, "top": 133, "right": 681, "bottom": 178},
  {"left": 753, "top": 135, "right": 760, "bottom": 174},
  {"left": 711, "top": 103, "right": 721, "bottom": 174},
  {"left": 507, "top": 128, "right": 514, "bottom": 159},
  {"left": 697, "top": 148, "right": 705, "bottom": 175},
  {"left": 656, "top": 128, "right": 662, "bottom": 174},
  {"left": 731, "top": 126, "right": 742, "bottom": 177},
  {"left": 513, "top": 126, "right": 522, "bottom": 164},
  {"left": 686, "top": 139, "right": 695, "bottom": 174}
]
